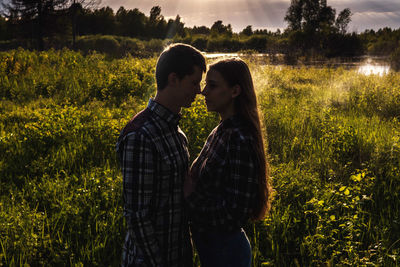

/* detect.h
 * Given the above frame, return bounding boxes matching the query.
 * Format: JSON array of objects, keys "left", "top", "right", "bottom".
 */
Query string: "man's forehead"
[{"left": 191, "top": 66, "right": 203, "bottom": 78}]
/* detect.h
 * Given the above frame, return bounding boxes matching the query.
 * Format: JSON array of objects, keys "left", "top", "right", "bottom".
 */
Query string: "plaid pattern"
[
  {"left": 116, "top": 99, "right": 192, "bottom": 267},
  {"left": 186, "top": 115, "right": 260, "bottom": 233}
]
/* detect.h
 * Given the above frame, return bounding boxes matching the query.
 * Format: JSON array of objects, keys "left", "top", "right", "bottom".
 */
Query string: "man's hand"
[{"left": 184, "top": 172, "right": 196, "bottom": 198}]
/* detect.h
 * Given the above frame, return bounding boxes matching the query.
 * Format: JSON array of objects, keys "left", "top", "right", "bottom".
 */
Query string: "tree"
[
  {"left": 68, "top": 0, "right": 100, "bottom": 47},
  {"left": 69, "top": 2, "right": 83, "bottom": 47},
  {"left": 92, "top": 6, "right": 115, "bottom": 34},
  {"left": 318, "top": 4, "right": 335, "bottom": 32},
  {"left": 284, "top": 0, "right": 303, "bottom": 31},
  {"left": 116, "top": 7, "right": 147, "bottom": 37},
  {"left": 166, "top": 15, "right": 185, "bottom": 38},
  {"left": 211, "top": 20, "right": 232, "bottom": 36},
  {"left": 335, "top": 8, "right": 351, "bottom": 34},
  {"left": 284, "top": 0, "right": 353, "bottom": 56},
  {"left": 3, "top": 0, "right": 70, "bottom": 50},
  {"left": 301, "top": 0, "right": 321, "bottom": 32},
  {"left": 285, "top": 0, "right": 350, "bottom": 34},
  {"left": 241, "top": 25, "right": 253, "bottom": 36},
  {"left": 147, "top": 5, "right": 167, "bottom": 38},
  {"left": 149, "top": 5, "right": 162, "bottom": 22},
  {"left": 191, "top": 26, "right": 210, "bottom": 35},
  {"left": 0, "top": 14, "right": 8, "bottom": 40}
]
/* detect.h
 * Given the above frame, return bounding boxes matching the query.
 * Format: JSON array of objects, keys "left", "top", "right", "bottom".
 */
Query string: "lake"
[{"left": 203, "top": 53, "right": 391, "bottom": 76}]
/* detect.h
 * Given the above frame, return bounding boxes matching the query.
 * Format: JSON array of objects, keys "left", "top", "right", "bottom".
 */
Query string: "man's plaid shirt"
[
  {"left": 186, "top": 115, "right": 260, "bottom": 233},
  {"left": 116, "top": 99, "right": 192, "bottom": 267}
]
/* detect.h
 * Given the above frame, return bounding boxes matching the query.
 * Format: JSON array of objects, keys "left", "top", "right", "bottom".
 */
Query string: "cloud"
[
  {"left": 328, "top": 0, "right": 400, "bottom": 31},
  {"left": 351, "top": 10, "right": 400, "bottom": 32},
  {"left": 331, "top": 0, "right": 400, "bottom": 13},
  {"left": 101, "top": 0, "right": 400, "bottom": 32}
]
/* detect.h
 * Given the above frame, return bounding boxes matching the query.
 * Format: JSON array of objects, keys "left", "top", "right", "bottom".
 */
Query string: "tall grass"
[
  {"left": 1, "top": 49, "right": 399, "bottom": 266},
  {"left": 0, "top": 48, "right": 156, "bottom": 104},
  {"left": 252, "top": 65, "right": 400, "bottom": 265}
]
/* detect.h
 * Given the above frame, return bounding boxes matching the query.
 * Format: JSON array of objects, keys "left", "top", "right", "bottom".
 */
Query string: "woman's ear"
[{"left": 231, "top": 85, "right": 241, "bottom": 98}]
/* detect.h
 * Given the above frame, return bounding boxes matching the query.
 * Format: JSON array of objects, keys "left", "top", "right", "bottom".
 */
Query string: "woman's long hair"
[{"left": 209, "top": 58, "right": 273, "bottom": 220}]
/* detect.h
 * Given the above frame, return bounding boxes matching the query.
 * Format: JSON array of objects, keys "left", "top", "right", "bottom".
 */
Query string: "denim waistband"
[{"left": 191, "top": 227, "right": 243, "bottom": 236}]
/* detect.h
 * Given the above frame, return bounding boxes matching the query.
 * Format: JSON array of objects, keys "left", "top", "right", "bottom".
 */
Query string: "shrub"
[
  {"left": 390, "top": 45, "right": 400, "bottom": 71},
  {"left": 191, "top": 35, "right": 208, "bottom": 51},
  {"left": 244, "top": 35, "right": 268, "bottom": 52},
  {"left": 1, "top": 52, "right": 400, "bottom": 266}
]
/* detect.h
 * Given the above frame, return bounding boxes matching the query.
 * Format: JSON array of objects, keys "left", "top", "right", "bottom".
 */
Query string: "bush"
[
  {"left": 390, "top": 45, "right": 400, "bottom": 71},
  {"left": 191, "top": 35, "right": 208, "bottom": 51},
  {"left": 207, "top": 36, "right": 241, "bottom": 52},
  {"left": 76, "top": 35, "right": 120, "bottom": 57},
  {"left": 348, "top": 74, "right": 400, "bottom": 118},
  {"left": 244, "top": 35, "right": 268, "bottom": 52},
  {"left": 0, "top": 48, "right": 156, "bottom": 104},
  {"left": 1, "top": 52, "right": 400, "bottom": 266}
]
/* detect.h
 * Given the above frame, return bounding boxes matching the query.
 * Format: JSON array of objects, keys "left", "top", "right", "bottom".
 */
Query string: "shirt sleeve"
[
  {"left": 186, "top": 131, "right": 259, "bottom": 228},
  {"left": 122, "top": 132, "right": 162, "bottom": 266}
]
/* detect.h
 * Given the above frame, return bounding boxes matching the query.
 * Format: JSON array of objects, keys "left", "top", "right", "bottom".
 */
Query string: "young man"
[{"left": 116, "top": 43, "right": 206, "bottom": 267}]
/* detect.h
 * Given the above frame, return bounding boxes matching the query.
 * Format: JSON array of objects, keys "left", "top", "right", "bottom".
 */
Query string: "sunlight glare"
[{"left": 357, "top": 63, "right": 390, "bottom": 76}]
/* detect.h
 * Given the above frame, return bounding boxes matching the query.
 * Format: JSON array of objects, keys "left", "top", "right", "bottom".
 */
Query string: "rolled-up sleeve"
[{"left": 122, "top": 132, "right": 162, "bottom": 266}]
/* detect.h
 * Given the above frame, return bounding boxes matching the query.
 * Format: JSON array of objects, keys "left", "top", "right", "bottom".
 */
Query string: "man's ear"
[
  {"left": 231, "top": 85, "right": 241, "bottom": 98},
  {"left": 167, "top": 72, "right": 178, "bottom": 87}
]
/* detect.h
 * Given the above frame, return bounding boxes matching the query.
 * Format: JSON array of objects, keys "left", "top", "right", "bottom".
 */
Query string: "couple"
[{"left": 116, "top": 43, "right": 272, "bottom": 267}]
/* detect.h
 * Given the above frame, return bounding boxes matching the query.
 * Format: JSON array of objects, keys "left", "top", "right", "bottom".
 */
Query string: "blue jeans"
[{"left": 192, "top": 228, "right": 252, "bottom": 267}]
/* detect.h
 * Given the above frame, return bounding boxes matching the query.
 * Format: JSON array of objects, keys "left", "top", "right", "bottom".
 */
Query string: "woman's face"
[{"left": 202, "top": 69, "right": 238, "bottom": 115}]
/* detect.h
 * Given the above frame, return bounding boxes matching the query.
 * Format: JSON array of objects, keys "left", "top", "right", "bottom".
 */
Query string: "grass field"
[{"left": 1, "top": 49, "right": 399, "bottom": 266}]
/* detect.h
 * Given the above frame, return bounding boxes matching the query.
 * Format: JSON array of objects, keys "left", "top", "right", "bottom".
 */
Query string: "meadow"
[{"left": 0, "top": 48, "right": 399, "bottom": 266}]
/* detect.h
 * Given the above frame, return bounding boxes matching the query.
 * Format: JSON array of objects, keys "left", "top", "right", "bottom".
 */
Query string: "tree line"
[{"left": 1, "top": 0, "right": 399, "bottom": 60}]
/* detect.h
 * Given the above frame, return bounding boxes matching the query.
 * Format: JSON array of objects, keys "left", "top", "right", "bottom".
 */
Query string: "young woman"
[{"left": 184, "top": 58, "right": 273, "bottom": 267}]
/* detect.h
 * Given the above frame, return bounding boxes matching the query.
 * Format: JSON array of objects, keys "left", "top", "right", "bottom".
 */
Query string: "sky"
[{"left": 101, "top": 0, "right": 400, "bottom": 33}]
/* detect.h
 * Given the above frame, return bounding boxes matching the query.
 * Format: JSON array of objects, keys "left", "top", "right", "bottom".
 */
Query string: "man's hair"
[{"left": 155, "top": 43, "right": 206, "bottom": 91}]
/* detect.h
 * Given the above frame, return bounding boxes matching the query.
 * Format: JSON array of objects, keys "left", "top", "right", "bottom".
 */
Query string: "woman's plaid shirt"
[
  {"left": 186, "top": 115, "right": 260, "bottom": 233},
  {"left": 116, "top": 99, "right": 192, "bottom": 267}
]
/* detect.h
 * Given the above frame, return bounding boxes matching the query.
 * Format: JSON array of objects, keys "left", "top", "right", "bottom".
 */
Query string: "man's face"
[{"left": 176, "top": 66, "right": 203, "bottom": 108}]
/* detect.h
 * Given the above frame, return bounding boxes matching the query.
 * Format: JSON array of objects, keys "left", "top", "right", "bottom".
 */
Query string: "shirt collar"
[
  {"left": 148, "top": 99, "right": 181, "bottom": 126},
  {"left": 217, "top": 114, "right": 243, "bottom": 132}
]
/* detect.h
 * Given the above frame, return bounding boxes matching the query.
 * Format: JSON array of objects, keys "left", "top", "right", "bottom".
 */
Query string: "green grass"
[{"left": 1, "top": 49, "right": 399, "bottom": 266}]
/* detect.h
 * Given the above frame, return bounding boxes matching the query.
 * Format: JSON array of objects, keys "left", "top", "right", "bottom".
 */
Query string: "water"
[
  {"left": 356, "top": 58, "right": 391, "bottom": 76},
  {"left": 203, "top": 53, "right": 392, "bottom": 76},
  {"left": 204, "top": 52, "right": 239, "bottom": 58}
]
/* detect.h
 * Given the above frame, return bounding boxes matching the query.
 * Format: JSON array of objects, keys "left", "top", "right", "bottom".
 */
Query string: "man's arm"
[{"left": 122, "top": 132, "right": 162, "bottom": 266}]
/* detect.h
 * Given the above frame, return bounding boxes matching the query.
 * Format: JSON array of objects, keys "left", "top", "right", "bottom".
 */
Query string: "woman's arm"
[{"left": 186, "top": 131, "right": 259, "bottom": 228}]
